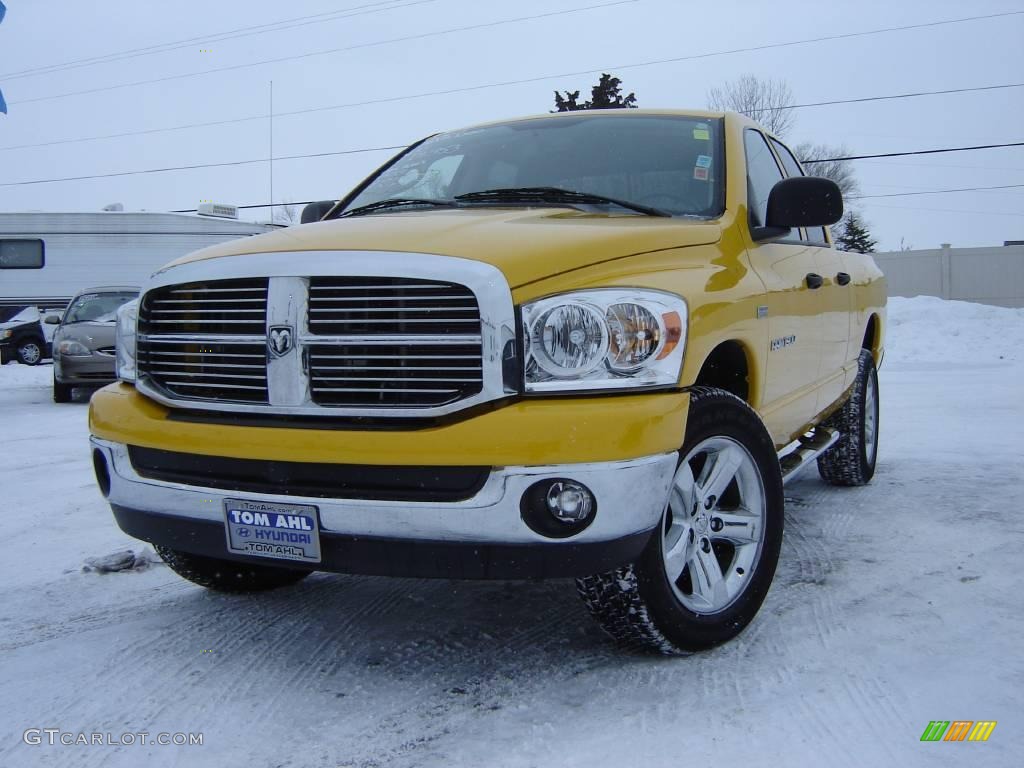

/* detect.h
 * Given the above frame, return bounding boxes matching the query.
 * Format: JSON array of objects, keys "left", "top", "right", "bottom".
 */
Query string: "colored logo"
[
  {"left": 920, "top": 721, "right": 996, "bottom": 742},
  {"left": 268, "top": 325, "right": 294, "bottom": 357}
]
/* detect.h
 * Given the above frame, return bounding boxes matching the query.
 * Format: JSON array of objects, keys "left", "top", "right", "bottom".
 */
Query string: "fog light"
[
  {"left": 546, "top": 481, "right": 593, "bottom": 523},
  {"left": 521, "top": 478, "right": 597, "bottom": 538}
]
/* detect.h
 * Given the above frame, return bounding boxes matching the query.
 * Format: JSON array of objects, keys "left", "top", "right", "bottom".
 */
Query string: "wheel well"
[
  {"left": 694, "top": 341, "right": 750, "bottom": 402},
  {"left": 863, "top": 315, "right": 878, "bottom": 352}
]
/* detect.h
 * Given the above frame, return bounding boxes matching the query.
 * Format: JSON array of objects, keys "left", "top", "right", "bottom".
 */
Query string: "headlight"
[
  {"left": 57, "top": 339, "right": 91, "bottom": 356},
  {"left": 1, "top": 329, "right": 11, "bottom": 339},
  {"left": 522, "top": 289, "right": 687, "bottom": 393},
  {"left": 116, "top": 299, "right": 139, "bottom": 383}
]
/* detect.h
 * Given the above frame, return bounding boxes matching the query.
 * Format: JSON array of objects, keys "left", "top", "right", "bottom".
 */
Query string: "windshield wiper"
[
  {"left": 339, "top": 198, "right": 457, "bottom": 218},
  {"left": 454, "top": 187, "right": 671, "bottom": 217}
]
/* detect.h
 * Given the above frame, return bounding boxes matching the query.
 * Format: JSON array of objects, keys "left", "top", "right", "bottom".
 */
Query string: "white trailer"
[{"left": 0, "top": 212, "right": 276, "bottom": 311}]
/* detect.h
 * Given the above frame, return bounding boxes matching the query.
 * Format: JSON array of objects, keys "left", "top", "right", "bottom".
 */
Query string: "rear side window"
[
  {"left": 0, "top": 239, "right": 45, "bottom": 269},
  {"left": 769, "top": 138, "right": 830, "bottom": 246},
  {"left": 744, "top": 130, "right": 786, "bottom": 228}
]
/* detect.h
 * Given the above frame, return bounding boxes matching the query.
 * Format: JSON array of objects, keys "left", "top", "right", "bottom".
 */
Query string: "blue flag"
[
  {"left": 0, "top": 2, "right": 6, "bottom": 25},
  {"left": 0, "top": 88, "right": 6, "bottom": 115}
]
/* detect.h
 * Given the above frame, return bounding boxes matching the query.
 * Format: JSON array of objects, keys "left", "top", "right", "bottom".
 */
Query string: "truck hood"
[{"left": 168, "top": 208, "right": 722, "bottom": 288}]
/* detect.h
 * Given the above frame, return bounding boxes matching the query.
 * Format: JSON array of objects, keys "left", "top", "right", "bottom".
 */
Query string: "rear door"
[
  {"left": 743, "top": 129, "right": 825, "bottom": 442},
  {"left": 769, "top": 137, "right": 851, "bottom": 412}
]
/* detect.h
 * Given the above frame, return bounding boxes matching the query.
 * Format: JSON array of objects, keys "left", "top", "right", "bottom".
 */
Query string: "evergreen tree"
[
  {"left": 835, "top": 212, "right": 878, "bottom": 253},
  {"left": 554, "top": 73, "right": 637, "bottom": 112}
]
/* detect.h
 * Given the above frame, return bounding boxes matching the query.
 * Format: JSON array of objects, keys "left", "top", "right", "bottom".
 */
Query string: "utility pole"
[{"left": 269, "top": 80, "right": 274, "bottom": 224}]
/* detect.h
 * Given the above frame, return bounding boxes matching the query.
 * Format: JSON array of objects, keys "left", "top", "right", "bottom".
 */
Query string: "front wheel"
[
  {"left": 53, "top": 377, "right": 73, "bottom": 403},
  {"left": 155, "top": 546, "right": 311, "bottom": 593},
  {"left": 17, "top": 338, "right": 44, "bottom": 365},
  {"left": 577, "top": 387, "right": 784, "bottom": 654}
]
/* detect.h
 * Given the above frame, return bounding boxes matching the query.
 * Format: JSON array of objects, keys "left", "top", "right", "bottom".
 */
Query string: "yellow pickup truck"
[{"left": 89, "top": 109, "right": 885, "bottom": 653}]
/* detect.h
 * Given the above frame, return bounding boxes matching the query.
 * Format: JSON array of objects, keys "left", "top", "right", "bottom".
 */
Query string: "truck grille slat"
[{"left": 137, "top": 276, "right": 487, "bottom": 410}]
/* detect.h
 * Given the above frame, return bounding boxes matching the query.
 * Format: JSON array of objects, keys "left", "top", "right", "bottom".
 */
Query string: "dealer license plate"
[{"left": 223, "top": 498, "right": 322, "bottom": 564}]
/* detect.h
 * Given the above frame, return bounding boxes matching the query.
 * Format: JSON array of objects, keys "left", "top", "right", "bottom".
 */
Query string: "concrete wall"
[{"left": 872, "top": 244, "right": 1024, "bottom": 308}]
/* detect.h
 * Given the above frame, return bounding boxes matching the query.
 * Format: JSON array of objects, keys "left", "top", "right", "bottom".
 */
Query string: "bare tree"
[
  {"left": 707, "top": 75, "right": 860, "bottom": 207},
  {"left": 707, "top": 74, "right": 794, "bottom": 137},
  {"left": 273, "top": 199, "right": 299, "bottom": 226},
  {"left": 793, "top": 142, "right": 860, "bottom": 200}
]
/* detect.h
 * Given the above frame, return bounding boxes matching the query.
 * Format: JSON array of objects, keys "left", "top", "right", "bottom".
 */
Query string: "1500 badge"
[{"left": 770, "top": 335, "right": 796, "bottom": 352}]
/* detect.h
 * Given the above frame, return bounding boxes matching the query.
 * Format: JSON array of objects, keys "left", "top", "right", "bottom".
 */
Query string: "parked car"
[
  {"left": 88, "top": 110, "right": 885, "bottom": 653},
  {"left": 0, "top": 305, "right": 50, "bottom": 365},
  {"left": 50, "top": 286, "right": 139, "bottom": 402}
]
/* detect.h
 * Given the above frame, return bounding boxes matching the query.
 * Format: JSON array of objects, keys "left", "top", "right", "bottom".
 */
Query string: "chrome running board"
[{"left": 778, "top": 427, "right": 841, "bottom": 486}]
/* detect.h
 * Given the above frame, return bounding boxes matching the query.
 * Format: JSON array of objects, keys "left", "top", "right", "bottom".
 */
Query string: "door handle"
[
  {"left": 805, "top": 273, "right": 824, "bottom": 290},
  {"left": 836, "top": 272, "right": 851, "bottom": 286}
]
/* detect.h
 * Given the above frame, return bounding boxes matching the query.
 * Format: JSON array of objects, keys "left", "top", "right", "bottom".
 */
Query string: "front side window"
[
  {"left": 344, "top": 115, "right": 726, "bottom": 218},
  {"left": 744, "top": 130, "right": 785, "bottom": 228},
  {"left": 0, "top": 239, "right": 44, "bottom": 269},
  {"left": 63, "top": 292, "right": 138, "bottom": 325}
]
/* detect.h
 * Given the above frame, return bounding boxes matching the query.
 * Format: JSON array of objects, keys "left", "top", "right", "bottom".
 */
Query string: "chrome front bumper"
[{"left": 90, "top": 438, "right": 677, "bottom": 545}]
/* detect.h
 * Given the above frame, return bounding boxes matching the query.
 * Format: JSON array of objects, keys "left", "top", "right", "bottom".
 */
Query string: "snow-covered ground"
[{"left": 0, "top": 296, "right": 1021, "bottom": 767}]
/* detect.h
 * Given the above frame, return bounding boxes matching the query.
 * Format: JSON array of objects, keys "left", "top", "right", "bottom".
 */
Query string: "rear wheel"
[
  {"left": 817, "top": 349, "right": 879, "bottom": 486},
  {"left": 577, "top": 387, "right": 784, "bottom": 653},
  {"left": 155, "top": 546, "right": 311, "bottom": 593},
  {"left": 17, "top": 338, "right": 44, "bottom": 365}
]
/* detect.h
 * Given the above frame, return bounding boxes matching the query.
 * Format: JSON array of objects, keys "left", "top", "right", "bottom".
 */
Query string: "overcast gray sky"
[{"left": 1, "top": 0, "right": 1021, "bottom": 249}]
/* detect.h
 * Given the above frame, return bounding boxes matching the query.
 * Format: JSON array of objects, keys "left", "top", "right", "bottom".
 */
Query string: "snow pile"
[
  {"left": 0, "top": 359, "right": 53, "bottom": 386},
  {"left": 886, "top": 295, "right": 1024, "bottom": 364}
]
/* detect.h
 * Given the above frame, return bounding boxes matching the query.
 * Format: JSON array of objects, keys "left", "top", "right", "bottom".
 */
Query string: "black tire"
[
  {"left": 577, "top": 386, "right": 785, "bottom": 654},
  {"left": 16, "top": 337, "right": 44, "bottom": 365},
  {"left": 155, "top": 546, "right": 311, "bottom": 593},
  {"left": 817, "top": 350, "right": 879, "bottom": 486},
  {"left": 53, "top": 377, "right": 73, "bottom": 403}
]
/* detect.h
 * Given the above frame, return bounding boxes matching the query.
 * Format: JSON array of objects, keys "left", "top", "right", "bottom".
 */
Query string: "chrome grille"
[
  {"left": 132, "top": 253, "right": 512, "bottom": 418},
  {"left": 138, "top": 279, "right": 269, "bottom": 403},
  {"left": 308, "top": 277, "right": 480, "bottom": 336},
  {"left": 307, "top": 277, "right": 484, "bottom": 407},
  {"left": 309, "top": 342, "right": 483, "bottom": 407},
  {"left": 140, "top": 279, "right": 268, "bottom": 336}
]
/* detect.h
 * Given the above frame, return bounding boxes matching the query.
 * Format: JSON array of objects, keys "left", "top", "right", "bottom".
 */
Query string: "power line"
[
  {"left": 3, "top": 82, "right": 1013, "bottom": 154},
  {"left": 5, "top": 9, "right": 1018, "bottom": 110},
  {"left": 850, "top": 183, "right": 1024, "bottom": 199},
  {"left": 0, "top": 146, "right": 406, "bottom": 187},
  {"left": 1, "top": 71, "right": 1019, "bottom": 154},
  {"left": 4, "top": 139, "right": 1023, "bottom": 189},
  {"left": 6, "top": 0, "right": 638, "bottom": 106},
  {"left": 787, "top": 82, "right": 1024, "bottom": 110},
  {"left": 859, "top": 202, "right": 1024, "bottom": 218},
  {"left": 802, "top": 142, "right": 1024, "bottom": 163},
  {"left": 0, "top": 0, "right": 428, "bottom": 80}
]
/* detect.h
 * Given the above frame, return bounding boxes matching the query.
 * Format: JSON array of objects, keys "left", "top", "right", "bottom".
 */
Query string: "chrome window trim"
[{"left": 136, "top": 251, "right": 517, "bottom": 417}]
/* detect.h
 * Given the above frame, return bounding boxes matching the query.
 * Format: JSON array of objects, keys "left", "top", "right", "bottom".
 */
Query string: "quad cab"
[{"left": 89, "top": 110, "right": 885, "bottom": 653}]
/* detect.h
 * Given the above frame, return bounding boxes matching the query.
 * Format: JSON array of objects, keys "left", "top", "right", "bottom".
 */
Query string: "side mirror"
[
  {"left": 765, "top": 176, "right": 843, "bottom": 229},
  {"left": 44, "top": 315, "right": 61, "bottom": 325},
  {"left": 300, "top": 201, "right": 337, "bottom": 224}
]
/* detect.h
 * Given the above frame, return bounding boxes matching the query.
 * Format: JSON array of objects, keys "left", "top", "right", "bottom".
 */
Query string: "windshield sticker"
[
  {"left": 696, "top": 155, "right": 712, "bottom": 169},
  {"left": 693, "top": 167, "right": 709, "bottom": 181},
  {"left": 693, "top": 125, "right": 710, "bottom": 141}
]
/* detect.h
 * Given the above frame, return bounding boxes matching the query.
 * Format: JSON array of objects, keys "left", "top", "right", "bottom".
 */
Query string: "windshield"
[
  {"left": 63, "top": 292, "right": 137, "bottom": 324},
  {"left": 343, "top": 114, "right": 725, "bottom": 218}
]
